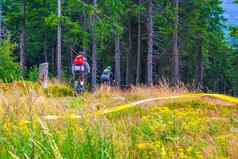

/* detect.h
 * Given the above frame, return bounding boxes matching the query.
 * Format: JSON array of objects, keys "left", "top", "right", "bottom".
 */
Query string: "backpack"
[
  {"left": 73, "top": 55, "right": 85, "bottom": 65},
  {"left": 103, "top": 69, "right": 111, "bottom": 76}
]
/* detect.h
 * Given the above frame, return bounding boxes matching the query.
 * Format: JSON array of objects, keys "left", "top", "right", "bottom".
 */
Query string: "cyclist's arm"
[
  {"left": 72, "top": 64, "right": 75, "bottom": 74},
  {"left": 85, "top": 62, "right": 90, "bottom": 73}
]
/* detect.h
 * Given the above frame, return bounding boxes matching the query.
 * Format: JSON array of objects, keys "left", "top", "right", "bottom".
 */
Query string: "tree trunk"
[
  {"left": 20, "top": 0, "right": 26, "bottom": 73},
  {"left": 126, "top": 19, "right": 131, "bottom": 86},
  {"left": 69, "top": 47, "right": 73, "bottom": 74},
  {"left": 43, "top": 0, "right": 47, "bottom": 62},
  {"left": 56, "top": 0, "right": 62, "bottom": 80},
  {"left": 43, "top": 34, "right": 48, "bottom": 62},
  {"left": 195, "top": 35, "right": 204, "bottom": 90},
  {"left": 52, "top": 47, "right": 55, "bottom": 74},
  {"left": 171, "top": 0, "right": 180, "bottom": 84},
  {"left": 91, "top": 0, "right": 97, "bottom": 92},
  {"left": 115, "top": 33, "right": 121, "bottom": 86},
  {"left": 69, "top": 47, "right": 74, "bottom": 82},
  {"left": 147, "top": 0, "right": 153, "bottom": 86},
  {"left": 136, "top": 0, "right": 142, "bottom": 85},
  {"left": 83, "top": 10, "right": 88, "bottom": 56}
]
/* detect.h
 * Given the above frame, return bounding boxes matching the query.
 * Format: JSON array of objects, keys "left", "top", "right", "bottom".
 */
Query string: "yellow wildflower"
[
  {"left": 69, "top": 114, "right": 81, "bottom": 119},
  {"left": 186, "top": 146, "right": 193, "bottom": 153},
  {"left": 17, "top": 119, "right": 30, "bottom": 135},
  {"left": 3, "top": 121, "right": 12, "bottom": 131},
  {"left": 17, "top": 119, "right": 30, "bottom": 128},
  {"left": 136, "top": 143, "right": 155, "bottom": 150},
  {"left": 0, "top": 105, "right": 3, "bottom": 115},
  {"left": 157, "top": 107, "right": 171, "bottom": 113}
]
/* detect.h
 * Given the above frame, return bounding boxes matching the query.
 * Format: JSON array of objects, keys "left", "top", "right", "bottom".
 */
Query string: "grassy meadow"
[{"left": 0, "top": 82, "right": 238, "bottom": 158}]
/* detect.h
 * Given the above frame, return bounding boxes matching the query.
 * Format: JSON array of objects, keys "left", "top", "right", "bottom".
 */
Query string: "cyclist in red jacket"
[{"left": 72, "top": 52, "right": 90, "bottom": 93}]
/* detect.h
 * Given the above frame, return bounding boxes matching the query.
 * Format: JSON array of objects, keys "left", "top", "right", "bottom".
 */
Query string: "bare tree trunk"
[
  {"left": 83, "top": 10, "right": 88, "bottom": 56},
  {"left": 43, "top": 34, "right": 48, "bottom": 62},
  {"left": 52, "top": 47, "right": 55, "bottom": 74},
  {"left": 147, "top": 0, "right": 153, "bottom": 86},
  {"left": 56, "top": 0, "right": 62, "bottom": 80},
  {"left": 20, "top": 30, "right": 26, "bottom": 71},
  {"left": 91, "top": 0, "right": 97, "bottom": 92},
  {"left": 136, "top": 0, "right": 142, "bottom": 85},
  {"left": 171, "top": 0, "right": 180, "bottom": 84},
  {"left": 43, "top": 0, "right": 47, "bottom": 62},
  {"left": 196, "top": 36, "right": 204, "bottom": 90},
  {"left": 83, "top": 47, "right": 87, "bottom": 56},
  {"left": 115, "top": 33, "right": 121, "bottom": 86},
  {"left": 20, "top": 0, "right": 26, "bottom": 73},
  {"left": 126, "top": 19, "right": 131, "bottom": 86},
  {"left": 69, "top": 46, "right": 73, "bottom": 78}
]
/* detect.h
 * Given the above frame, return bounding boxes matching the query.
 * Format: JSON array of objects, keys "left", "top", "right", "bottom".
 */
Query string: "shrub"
[
  {"left": 67, "top": 97, "right": 85, "bottom": 108},
  {"left": 0, "top": 38, "right": 20, "bottom": 82},
  {"left": 44, "top": 85, "right": 74, "bottom": 97},
  {"left": 27, "top": 65, "right": 39, "bottom": 81}
]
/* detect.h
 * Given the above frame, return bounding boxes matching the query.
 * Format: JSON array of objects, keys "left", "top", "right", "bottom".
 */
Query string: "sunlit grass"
[{"left": 0, "top": 82, "right": 238, "bottom": 158}]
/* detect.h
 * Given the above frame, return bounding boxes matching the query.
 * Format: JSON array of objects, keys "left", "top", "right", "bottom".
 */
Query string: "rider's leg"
[
  {"left": 79, "top": 72, "right": 85, "bottom": 83},
  {"left": 74, "top": 81, "right": 78, "bottom": 90},
  {"left": 78, "top": 72, "right": 86, "bottom": 92},
  {"left": 74, "top": 71, "right": 79, "bottom": 90}
]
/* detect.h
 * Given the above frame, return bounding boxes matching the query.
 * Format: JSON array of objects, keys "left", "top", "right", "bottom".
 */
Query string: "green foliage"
[
  {"left": 44, "top": 85, "right": 74, "bottom": 97},
  {"left": 0, "top": 38, "right": 20, "bottom": 82},
  {"left": 2, "top": 0, "right": 238, "bottom": 94},
  {"left": 230, "top": 27, "right": 238, "bottom": 37},
  {"left": 67, "top": 97, "right": 85, "bottom": 108},
  {"left": 44, "top": 14, "right": 60, "bottom": 27},
  {"left": 27, "top": 65, "right": 39, "bottom": 81}
]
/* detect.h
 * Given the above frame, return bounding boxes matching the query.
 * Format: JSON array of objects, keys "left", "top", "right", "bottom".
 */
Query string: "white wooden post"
[{"left": 39, "top": 63, "right": 49, "bottom": 88}]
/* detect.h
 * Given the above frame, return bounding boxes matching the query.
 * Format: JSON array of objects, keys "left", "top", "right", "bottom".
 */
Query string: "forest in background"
[{"left": 0, "top": 0, "right": 238, "bottom": 95}]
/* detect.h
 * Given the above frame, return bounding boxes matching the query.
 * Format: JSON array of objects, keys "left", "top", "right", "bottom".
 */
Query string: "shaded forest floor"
[{"left": 0, "top": 82, "right": 238, "bottom": 158}]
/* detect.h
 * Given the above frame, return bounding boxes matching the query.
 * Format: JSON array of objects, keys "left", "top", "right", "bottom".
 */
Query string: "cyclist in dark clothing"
[{"left": 100, "top": 66, "right": 113, "bottom": 86}]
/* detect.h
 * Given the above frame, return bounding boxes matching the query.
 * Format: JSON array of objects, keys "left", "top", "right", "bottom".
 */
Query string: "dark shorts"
[
  {"left": 74, "top": 71, "right": 86, "bottom": 81},
  {"left": 101, "top": 74, "right": 110, "bottom": 82}
]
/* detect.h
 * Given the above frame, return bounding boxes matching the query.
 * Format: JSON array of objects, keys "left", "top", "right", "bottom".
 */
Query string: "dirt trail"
[
  {"left": 201, "top": 95, "right": 238, "bottom": 107},
  {"left": 43, "top": 93, "right": 238, "bottom": 119},
  {"left": 133, "top": 94, "right": 238, "bottom": 107},
  {"left": 95, "top": 94, "right": 238, "bottom": 115}
]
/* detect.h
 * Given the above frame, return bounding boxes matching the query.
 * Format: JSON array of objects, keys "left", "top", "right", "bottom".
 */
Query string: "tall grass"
[{"left": 0, "top": 82, "right": 238, "bottom": 158}]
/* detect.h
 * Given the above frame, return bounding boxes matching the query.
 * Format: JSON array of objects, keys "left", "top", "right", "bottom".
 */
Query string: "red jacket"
[{"left": 73, "top": 55, "right": 86, "bottom": 65}]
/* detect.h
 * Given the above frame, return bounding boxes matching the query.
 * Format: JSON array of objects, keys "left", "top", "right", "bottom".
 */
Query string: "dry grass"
[
  {"left": 82, "top": 83, "right": 188, "bottom": 112},
  {"left": 0, "top": 82, "right": 238, "bottom": 158}
]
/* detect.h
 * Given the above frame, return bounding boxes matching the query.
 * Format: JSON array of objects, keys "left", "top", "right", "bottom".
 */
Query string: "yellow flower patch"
[{"left": 136, "top": 143, "right": 155, "bottom": 150}]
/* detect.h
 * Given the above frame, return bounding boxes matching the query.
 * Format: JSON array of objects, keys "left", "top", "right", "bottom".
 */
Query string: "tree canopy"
[{"left": 0, "top": 0, "right": 238, "bottom": 95}]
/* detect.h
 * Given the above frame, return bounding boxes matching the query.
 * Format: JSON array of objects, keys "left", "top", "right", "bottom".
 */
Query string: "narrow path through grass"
[{"left": 43, "top": 93, "right": 238, "bottom": 119}]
